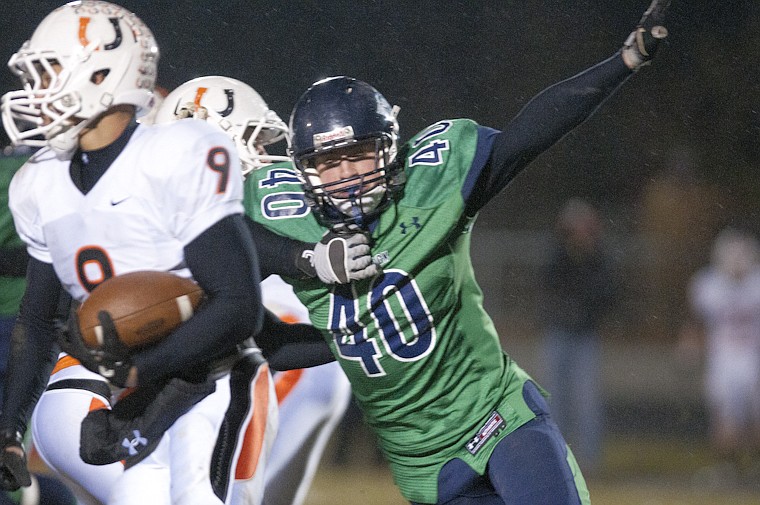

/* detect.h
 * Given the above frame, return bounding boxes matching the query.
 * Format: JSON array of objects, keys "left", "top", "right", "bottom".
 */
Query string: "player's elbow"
[{"left": 224, "top": 290, "right": 265, "bottom": 342}]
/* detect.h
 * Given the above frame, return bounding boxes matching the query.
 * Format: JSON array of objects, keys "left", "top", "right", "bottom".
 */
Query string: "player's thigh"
[
  {"left": 411, "top": 457, "right": 505, "bottom": 505},
  {"left": 109, "top": 435, "right": 171, "bottom": 505},
  {"left": 169, "top": 375, "right": 232, "bottom": 505},
  {"left": 32, "top": 387, "right": 122, "bottom": 504},
  {"left": 172, "top": 358, "right": 275, "bottom": 505},
  {"left": 487, "top": 382, "right": 588, "bottom": 505},
  {"left": 233, "top": 369, "right": 279, "bottom": 505}
]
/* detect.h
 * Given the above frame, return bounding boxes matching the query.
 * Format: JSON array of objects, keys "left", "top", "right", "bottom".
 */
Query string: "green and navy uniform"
[
  {"left": 247, "top": 53, "right": 632, "bottom": 504},
  {"left": 246, "top": 120, "right": 550, "bottom": 503}
]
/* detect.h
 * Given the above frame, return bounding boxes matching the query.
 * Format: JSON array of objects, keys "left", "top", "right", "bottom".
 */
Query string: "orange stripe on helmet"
[
  {"left": 78, "top": 17, "right": 91, "bottom": 47},
  {"left": 194, "top": 87, "right": 208, "bottom": 108}
]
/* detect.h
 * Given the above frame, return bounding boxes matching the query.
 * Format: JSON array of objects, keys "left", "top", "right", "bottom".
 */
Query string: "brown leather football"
[{"left": 77, "top": 271, "right": 205, "bottom": 349}]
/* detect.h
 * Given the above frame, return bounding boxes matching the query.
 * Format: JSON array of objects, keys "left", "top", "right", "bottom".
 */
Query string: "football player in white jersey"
[
  {"left": 0, "top": 2, "right": 365, "bottom": 505},
  {"left": 154, "top": 76, "right": 353, "bottom": 505}
]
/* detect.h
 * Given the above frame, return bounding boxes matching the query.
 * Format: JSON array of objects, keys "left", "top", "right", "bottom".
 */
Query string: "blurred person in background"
[
  {"left": 678, "top": 227, "right": 760, "bottom": 483},
  {"left": 538, "top": 198, "right": 619, "bottom": 476}
]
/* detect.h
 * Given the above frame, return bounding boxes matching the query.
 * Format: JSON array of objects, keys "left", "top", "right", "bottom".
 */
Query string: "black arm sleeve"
[
  {"left": 254, "top": 310, "right": 335, "bottom": 371},
  {"left": 131, "top": 214, "right": 263, "bottom": 385},
  {"left": 465, "top": 53, "right": 634, "bottom": 214},
  {"left": 243, "top": 215, "right": 316, "bottom": 280},
  {"left": 0, "top": 246, "right": 29, "bottom": 277},
  {"left": 0, "top": 258, "right": 62, "bottom": 435}
]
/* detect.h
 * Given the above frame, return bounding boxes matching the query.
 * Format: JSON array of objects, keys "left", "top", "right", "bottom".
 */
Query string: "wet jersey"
[
  {"left": 9, "top": 119, "right": 243, "bottom": 302},
  {"left": 244, "top": 119, "right": 537, "bottom": 503}
]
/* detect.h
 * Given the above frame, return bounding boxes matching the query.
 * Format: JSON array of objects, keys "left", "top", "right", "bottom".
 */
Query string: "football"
[{"left": 77, "top": 271, "right": 205, "bottom": 350}]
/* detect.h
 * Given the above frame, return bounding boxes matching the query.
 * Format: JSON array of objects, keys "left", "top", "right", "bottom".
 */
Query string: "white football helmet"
[
  {"left": 1, "top": 1, "right": 159, "bottom": 155},
  {"left": 154, "top": 76, "right": 289, "bottom": 175}
]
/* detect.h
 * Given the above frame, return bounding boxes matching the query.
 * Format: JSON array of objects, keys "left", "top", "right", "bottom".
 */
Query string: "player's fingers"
[
  {"left": 97, "top": 310, "right": 124, "bottom": 353},
  {"left": 345, "top": 233, "right": 371, "bottom": 247},
  {"left": 348, "top": 243, "right": 371, "bottom": 259},
  {"left": 351, "top": 264, "right": 379, "bottom": 280}
]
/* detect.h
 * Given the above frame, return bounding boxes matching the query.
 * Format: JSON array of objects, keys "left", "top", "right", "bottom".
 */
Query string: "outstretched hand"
[
  {"left": 622, "top": 0, "right": 672, "bottom": 70},
  {"left": 0, "top": 430, "right": 30, "bottom": 491}
]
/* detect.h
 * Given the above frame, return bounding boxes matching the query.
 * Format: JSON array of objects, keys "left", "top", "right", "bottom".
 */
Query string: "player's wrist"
[
  {"left": 294, "top": 243, "right": 318, "bottom": 279},
  {"left": 0, "top": 429, "right": 23, "bottom": 450}
]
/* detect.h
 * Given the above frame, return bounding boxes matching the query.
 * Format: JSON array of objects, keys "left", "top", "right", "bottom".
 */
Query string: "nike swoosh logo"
[{"left": 110, "top": 196, "right": 131, "bottom": 206}]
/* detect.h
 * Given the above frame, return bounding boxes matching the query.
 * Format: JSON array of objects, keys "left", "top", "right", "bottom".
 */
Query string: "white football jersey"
[{"left": 9, "top": 120, "right": 244, "bottom": 302}]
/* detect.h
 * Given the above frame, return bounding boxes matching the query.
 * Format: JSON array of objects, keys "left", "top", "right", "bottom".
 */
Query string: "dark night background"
[{"left": 2, "top": 1, "right": 758, "bottom": 225}]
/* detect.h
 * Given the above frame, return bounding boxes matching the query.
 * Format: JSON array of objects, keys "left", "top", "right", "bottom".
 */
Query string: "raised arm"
[{"left": 465, "top": 0, "right": 671, "bottom": 213}]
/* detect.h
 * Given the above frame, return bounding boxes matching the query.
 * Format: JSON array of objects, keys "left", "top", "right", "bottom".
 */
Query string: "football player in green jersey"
[{"left": 251, "top": 2, "right": 671, "bottom": 504}]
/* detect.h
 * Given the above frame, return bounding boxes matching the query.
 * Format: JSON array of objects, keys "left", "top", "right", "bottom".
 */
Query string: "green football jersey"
[{"left": 245, "top": 119, "right": 539, "bottom": 503}]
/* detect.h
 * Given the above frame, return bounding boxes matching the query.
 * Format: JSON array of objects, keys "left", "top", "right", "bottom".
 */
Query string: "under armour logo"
[
  {"left": 122, "top": 430, "right": 148, "bottom": 456},
  {"left": 399, "top": 217, "right": 421, "bottom": 234}
]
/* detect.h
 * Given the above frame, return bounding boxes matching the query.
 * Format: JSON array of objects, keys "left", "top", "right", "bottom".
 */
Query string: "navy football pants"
[{"left": 411, "top": 381, "right": 586, "bottom": 505}]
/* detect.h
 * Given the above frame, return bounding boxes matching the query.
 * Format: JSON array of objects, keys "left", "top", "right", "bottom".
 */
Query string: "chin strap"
[{"left": 48, "top": 119, "right": 90, "bottom": 158}]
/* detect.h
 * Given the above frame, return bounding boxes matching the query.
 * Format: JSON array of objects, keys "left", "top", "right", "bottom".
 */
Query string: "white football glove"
[
  {"left": 309, "top": 231, "right": 378, "bottom": 284},
  {"left": 622, "top": 0, "right": 671, "bottom": 70}
]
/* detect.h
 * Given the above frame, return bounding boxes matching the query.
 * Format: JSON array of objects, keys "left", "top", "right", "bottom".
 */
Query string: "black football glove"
[
  {"left": 622, "top": 0, "right": 671, "bottom": 70},
  {"left": 300, "top": 231, "right": 379, "bottom": 284},
  {"left": 0, "top": 429, "right": 30, "bottom": 491},
  {"left": 59, "top": 308, "right": 133, "bottom": 387},
  {"left": 58, "top": 306, "right": 102, "bottom": 372},
  {"left": 80, "top": 376, "right": 215, "bottom": 468}
]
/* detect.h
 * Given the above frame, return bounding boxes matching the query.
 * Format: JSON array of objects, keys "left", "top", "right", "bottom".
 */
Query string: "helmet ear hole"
[{"left": 90, "top": 69, "right": 110, "bottom": 85}]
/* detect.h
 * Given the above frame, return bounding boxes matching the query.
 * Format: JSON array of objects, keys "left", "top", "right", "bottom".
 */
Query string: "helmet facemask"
[
  {"left": 236, "top": 110, "right": 290, "bottom": 176},
  {"left": 295, "top": 133, "right": 404, "bottom": 229},
  {"left": 2, "top": 48, "right": 90, "bottom": 151},
  {"left": 289, "top": 76, "right": 406, "bottom": 230}
]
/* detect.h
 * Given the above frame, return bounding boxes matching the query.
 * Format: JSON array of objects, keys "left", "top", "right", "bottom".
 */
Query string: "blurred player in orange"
[{"left": 155, "top": 76, "right": 353, "bottom": 505}]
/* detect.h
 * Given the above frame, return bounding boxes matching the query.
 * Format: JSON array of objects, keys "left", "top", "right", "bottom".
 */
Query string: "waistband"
[{"left": 46, "top": 378, "right": 112, "bottom": 401}]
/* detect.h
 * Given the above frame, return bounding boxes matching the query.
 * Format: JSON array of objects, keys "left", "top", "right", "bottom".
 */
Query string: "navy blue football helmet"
[{"left": 289, "top": 76, "right": 405, "bottom": 229}]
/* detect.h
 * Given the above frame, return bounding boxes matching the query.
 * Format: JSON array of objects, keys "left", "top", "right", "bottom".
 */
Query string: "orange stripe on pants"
[{"left": 235, "top": 364, "right": 271, "bottom": 480}]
